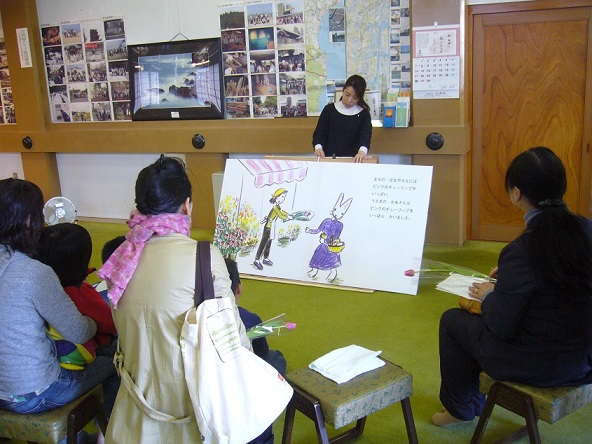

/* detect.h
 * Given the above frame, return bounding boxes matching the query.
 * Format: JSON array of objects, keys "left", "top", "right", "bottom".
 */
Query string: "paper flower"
[
  {"left": 246, "top": 313, "right": 296, "bottom": 340},
  {"left": 404, "top": 259, "right": 495, "bottom": 283}
]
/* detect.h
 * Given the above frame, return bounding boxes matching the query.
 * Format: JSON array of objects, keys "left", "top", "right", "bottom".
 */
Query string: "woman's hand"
[
  {"left": 468, "top": 281, "right": 495, "bottom": 301},
  {"left": 354, "top": 151, "right": 366, "bottom": 163},
  {"left": 489, "top": 266, "right": 498, "bottom": 279},
  {"left": 315, "top": 148, "right": 325, "bottom": 158}
]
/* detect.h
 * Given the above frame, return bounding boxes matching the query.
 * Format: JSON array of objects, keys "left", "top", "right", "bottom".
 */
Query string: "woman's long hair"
[
  {"left": 0, "top": 178, "right": 45, "bottom": 258},
  {"left": 135, "top": 155, "right": 192, "bottom": 215},
  {"left": 343, "top": 75, "right": 370, "bottom": 112},
  {"left": 505, "top": 147, "right": 592, "bottom": 297}
]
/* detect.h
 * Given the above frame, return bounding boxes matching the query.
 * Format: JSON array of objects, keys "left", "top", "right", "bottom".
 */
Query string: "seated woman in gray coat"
[{"left": 0, "top": 178, "right": 118, "bottom": 417}]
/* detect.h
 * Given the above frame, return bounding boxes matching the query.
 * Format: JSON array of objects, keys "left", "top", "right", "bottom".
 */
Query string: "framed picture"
[{"left": 128, "top": 38, "right": 224, "bottom": 121}]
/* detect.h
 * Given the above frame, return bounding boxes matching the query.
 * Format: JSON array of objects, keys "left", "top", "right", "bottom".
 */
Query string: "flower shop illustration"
[{"left": 214, "top": 159, "right": 312, "bottom": 265}]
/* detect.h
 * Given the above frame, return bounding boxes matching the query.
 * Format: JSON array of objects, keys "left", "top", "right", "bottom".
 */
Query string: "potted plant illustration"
[
  {"left": 288, "top": 224, "right": 301, "bottom": 241},
  {"left": 277, "top": 224, "right": 301, "bottom": 247},
  {"left": 214, "top": 195, "right": 259, "bottom": 260},
  {"left": 277, "top": 228, "right": 291, "bottom": 247},
  {"left": 240, "top": 235, "right": 259, "bottom": 256}
]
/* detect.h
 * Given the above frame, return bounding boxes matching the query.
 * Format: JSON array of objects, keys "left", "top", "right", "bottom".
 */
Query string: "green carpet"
[{"left": 7, "top": 221, "right": 590, "bottom": 443}]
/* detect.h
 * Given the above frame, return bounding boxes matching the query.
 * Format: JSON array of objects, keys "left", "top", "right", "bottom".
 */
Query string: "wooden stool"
[
  {"left": 281, "top": 359, "right": 418, "bottom": 444},
  {"left": 471, "top": 372, "right": 592, "bottom": 444},
  {"left": 0, "top": 384, "right": 107, "bottom": 444}
]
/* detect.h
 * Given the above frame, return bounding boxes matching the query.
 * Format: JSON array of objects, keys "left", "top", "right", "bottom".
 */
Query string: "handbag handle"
[{"left": 194, "top": 241, "right": 215, "bottom": 307}]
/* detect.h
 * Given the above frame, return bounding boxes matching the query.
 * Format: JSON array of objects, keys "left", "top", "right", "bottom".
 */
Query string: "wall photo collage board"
[{"left": 40, "top": 17, "right": 130, "bottom": 123}]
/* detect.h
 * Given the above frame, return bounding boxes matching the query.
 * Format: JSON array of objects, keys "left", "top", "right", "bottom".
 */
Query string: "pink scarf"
[{"left": 98, "top": 210, "right": 191, "bottom": 308}]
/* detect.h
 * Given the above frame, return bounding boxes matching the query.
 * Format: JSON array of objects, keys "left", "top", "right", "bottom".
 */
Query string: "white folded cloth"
[{"left": 309, "top": 344, "right": 385, "bottom": 384}]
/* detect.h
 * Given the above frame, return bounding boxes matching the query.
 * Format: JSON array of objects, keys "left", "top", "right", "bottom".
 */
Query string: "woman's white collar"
[{"left": 335, "top": 100, "right": 362, "bottom": 116}]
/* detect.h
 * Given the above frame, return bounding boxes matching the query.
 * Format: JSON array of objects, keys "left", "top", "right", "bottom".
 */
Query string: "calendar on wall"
[{"left": 411, "top": 24, "right": 460, "bottom": 99}]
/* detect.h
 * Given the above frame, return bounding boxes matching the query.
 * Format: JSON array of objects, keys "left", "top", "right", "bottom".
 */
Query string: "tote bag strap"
[
  {"left": 194, "top": 241, "right": 215, "bottom": 307},
  {"left": 114, "top": 343, "right": 194, "bottom": 424}
]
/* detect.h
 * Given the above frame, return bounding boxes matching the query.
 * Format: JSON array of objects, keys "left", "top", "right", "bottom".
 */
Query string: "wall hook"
[
  {"left": 426, "top": 132, "right": 444, "bottom": 151},
  {"left": 22, "top": 136, "right": 33, "bottom": 149},
  {"left": 192, "top": 134, "right": 206, "bottom": 149}
]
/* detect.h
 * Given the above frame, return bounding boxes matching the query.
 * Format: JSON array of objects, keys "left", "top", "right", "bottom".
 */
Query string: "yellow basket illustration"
[{"left": 327, "top": 239, "right": 345, "bottom": 253}]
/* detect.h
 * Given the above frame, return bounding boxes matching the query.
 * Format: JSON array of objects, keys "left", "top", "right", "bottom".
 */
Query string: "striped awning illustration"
[{"left": 239, "top": 158, "right": 309, "bottom": 188}]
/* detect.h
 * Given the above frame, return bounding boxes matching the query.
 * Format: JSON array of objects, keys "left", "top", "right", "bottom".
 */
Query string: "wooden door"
[{"left": 471, "top": 4, "right": 592, "bottom": 241}]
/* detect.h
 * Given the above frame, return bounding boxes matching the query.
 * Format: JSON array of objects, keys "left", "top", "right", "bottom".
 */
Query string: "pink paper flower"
[
  {"left": 286, "top": 322, "right": 297, "bottom": 330},
  {"left": 404, "top": 269, "right": 416, "bottom": 277}
]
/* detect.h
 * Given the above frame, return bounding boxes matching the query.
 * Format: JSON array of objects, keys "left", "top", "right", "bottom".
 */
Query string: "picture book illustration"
[
  {"left": 305, "top": 192, "right": 352, "bottom": 283},
  {"left": 214, "top": 159, "right": 433, "bottom": 295}
]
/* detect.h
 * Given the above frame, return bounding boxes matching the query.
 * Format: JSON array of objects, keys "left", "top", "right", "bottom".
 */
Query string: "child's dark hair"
[
  {"left": 343, "top": 74, "right": 370, "bottom": 112},
  {"left": 39, "top": 223, "right": 92, "bottom": 288},
  {"left": 135, "top": 155, "right": 192, "bottom": 215},
  {"left": 0, "top": 178, "right": 45, "bottom": 258},
  {"left": 102, "top": 235, "right": 126, "bottom": 264},
  {"left": 224, "top": 257, "right": 241, "bottom": 295},
  {"left": 505, "top": 147, "right": 592, "bottom": 297}
]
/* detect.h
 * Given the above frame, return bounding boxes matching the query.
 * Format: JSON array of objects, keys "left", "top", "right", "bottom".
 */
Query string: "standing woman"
[
  {"left": 99, "top": 156, "right": 251, "bottom": 443},
  {"left": 0, "top": 178, "right": 117, "bottom": 415},
  {"left": 312, "top": 74, "right": 372, "bottom": 163},
  {"left": 432, "top": 147, "right": 592, "bottom": 427}
]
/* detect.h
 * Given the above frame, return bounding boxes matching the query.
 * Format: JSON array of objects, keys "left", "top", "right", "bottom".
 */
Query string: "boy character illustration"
[
  {"left": 253, "top": 188, "right": 293, "bottom": 270},
  {"left": 306, "top": 193, "right": 352, "bottom": 282}
]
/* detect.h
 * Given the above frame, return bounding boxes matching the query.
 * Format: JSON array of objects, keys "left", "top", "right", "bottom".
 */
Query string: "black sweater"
[{"left": 312, "top": 103, "right": 372, "bottom": 157}]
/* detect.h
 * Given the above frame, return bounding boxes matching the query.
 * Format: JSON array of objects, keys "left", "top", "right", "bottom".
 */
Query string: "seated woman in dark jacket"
[{"left": 433, "top": 147, "right": 592, "bottom": 427}]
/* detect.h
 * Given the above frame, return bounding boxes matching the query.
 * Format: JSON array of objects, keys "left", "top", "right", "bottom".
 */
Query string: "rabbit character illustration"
[{"left": 305, "top": 193, "right": 352, "bottom": 282}]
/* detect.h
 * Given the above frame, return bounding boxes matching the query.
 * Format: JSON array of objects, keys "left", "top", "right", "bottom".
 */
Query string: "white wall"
[
  {"left": 0, "top": 153, "right": 24, "bottom": 179},
  {"left": 36, "top": 0, "right": 220, "bottom": 44},
  {"left": 56, "top": 153, "right": 167, "bottom": 219}
]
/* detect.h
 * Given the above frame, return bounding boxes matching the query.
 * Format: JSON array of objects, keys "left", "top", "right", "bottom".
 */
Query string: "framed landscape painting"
[{"left": 128, "top": 38, "right": 224, "bottom": 120}]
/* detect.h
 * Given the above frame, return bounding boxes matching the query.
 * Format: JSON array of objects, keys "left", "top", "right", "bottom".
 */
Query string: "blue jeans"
[{"left": 0, "top": 355, "right": 119, "bottom": 416}]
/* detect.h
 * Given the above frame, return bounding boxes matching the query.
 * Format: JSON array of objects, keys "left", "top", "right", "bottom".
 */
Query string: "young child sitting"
[
  {"left": 94, "top": 235, "right": 126, "bottom": 304},
  {"left": 39, "top": 223, "right": 118, "bottom": 368},
  {"left": 101, "top": 235, "right": 126, "bottom": 265},
  {"left": 224, "top": 258, "right": 287, "bottom": 376}
]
